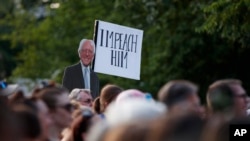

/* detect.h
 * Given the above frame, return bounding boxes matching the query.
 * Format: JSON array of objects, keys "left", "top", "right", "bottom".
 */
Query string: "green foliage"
[
  {"left": 197, "top": 0, "right": 250, "bottom": 47},
  {"left": 1, "top": 0, "right": 250, "bottom": 103},
  {"left": 194, "top": 0, "right": 250, "bottom": 100}
]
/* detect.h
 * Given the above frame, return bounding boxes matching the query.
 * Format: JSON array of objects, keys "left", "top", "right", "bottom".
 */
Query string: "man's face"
[
  {"left": 36, "top": 100, "right": 52, "bottom": 140},
  {"left": 187, "top": 94, "right": 203, "bottom": 115},
  {"left": 231, "top": 84, "right": 248, "bottom": 116},
  {"left": 79, "top": 41, "right": 94, "bottom": 66},
  {"left": 78, "top": 92, "right": 93, "bottom": 107},
  {"left": 50, "top": 93, "right": 73, "bottom": 130}
]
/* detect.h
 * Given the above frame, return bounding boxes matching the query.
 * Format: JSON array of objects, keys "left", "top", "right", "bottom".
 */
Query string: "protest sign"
[{"left": 93, "top": 20, "right": 143, "bottom": 80}]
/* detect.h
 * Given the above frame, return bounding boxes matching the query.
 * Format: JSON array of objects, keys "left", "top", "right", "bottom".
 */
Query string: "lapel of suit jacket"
[
  {"left": 90, "top": 69, "right": 94, "bottom": 88},
  {"left": 77, "top": 62, "right": 85, "bottom": 88}
]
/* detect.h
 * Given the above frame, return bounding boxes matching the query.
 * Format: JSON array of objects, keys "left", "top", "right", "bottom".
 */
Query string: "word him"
[{"left": 111, "top": 50, "right": 128, "bottom": 68}]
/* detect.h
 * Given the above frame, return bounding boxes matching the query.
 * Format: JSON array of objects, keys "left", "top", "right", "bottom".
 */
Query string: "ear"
[{"left": 78, "top": 51, "right": 81, "bottom": 58}]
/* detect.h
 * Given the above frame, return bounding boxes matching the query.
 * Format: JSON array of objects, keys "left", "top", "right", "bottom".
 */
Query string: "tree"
[
  {"left": 1, "top": 0, "right": 250, "bottom": 103},
  {"left": 197, "top": 0, "right": 250, "bottom": 48},
  {"left": 196, "top": 0, "right": 250, "bottom": 96},
  {"left": 0, "top": 0, "right": 18, "bottom": 79}
]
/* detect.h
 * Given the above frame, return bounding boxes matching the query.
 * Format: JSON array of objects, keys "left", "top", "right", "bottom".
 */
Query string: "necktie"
[{"left": 84, "top": 68, "right": 89, "bottom": 89}]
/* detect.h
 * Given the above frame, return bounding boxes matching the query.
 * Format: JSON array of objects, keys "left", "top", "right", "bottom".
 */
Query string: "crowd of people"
[
  {"left": 1, "top": 39, "right": 250, "bottom": 141},
  {"left": 0, "top": 78, "right": 250, "bottom": 141}
]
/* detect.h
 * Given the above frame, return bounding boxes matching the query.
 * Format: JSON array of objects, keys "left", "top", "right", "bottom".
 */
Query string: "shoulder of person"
[{"left": 66, "top": 62, "right": 81, "bottom": 69}]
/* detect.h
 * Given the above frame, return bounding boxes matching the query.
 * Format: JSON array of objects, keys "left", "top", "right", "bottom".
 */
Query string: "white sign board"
[{"left": 93, "top": 20, "right": 143, "bottom": 80}]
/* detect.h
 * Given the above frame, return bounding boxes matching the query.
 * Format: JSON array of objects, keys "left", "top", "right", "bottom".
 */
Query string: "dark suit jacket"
[{"left": 62, "top": 62, "right": 100, "bottom": 99}]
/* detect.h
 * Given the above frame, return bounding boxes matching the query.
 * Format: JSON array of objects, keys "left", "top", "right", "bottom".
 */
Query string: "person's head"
[
  {"left": 105, "top": 98, "right": 166, "bottom": 127},
  {"left": 78, "top": 39, "right": 95, "bottom": 67},
  {"left": 115, "top": 89, "right": 146, "bottom": 104},
  {"left": 92, "top": 97, "right": 101, "bottom": 114},
  {"left": 206, "top": 79, "right": 248, "bottom": 117},
  {"left": 0, "top": 81, "right": 19, "bottom": 100},
  {"left": 0, "top": 100, "right": 21, "bottom": 141},
  {"left": 100, "top": 84, "right": 123, "bottom": 112},
  {"left": 103, "top": 122, "right": 149, "bottom": 141},
  {"left": 148, "top": 114, "right": 204, "bottom": 141},
  {"left": 8, "top": 90, "right": 25, "bottom": 105},
  {"left": 69, "top": 88, "right": 93, "bottom": 107},
  {"left": 71, "top": 108, "right": 94, "bottom": 141},
  {"left": 31, "top": 97, "right": 52, "bottom": 141},
  {"left": 37, "top": 87, "right": 73, "bottom": 132},
  {"left": 11, "top": 103, "right": 41, "bottom": 140},
  {"left": 13, "top": 96, "right": 52, "bottom": 141},
  {"left": 158, "top": 80, "right": 201, "bottom": 115}
]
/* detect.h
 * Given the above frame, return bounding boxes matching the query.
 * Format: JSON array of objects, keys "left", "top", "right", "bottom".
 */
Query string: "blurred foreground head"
[
  {"left": 36, "top": 86, "right": 73, "bottom": 134},
  {"left": 86, "top": 89, "right": 166, "bottom": 141},
  {"left": 158, "top": 80, "right": 202, "bottom": 116},
  {"left": 103, "top": 121, "right": 150, "bottom": 141},
  {"left": 0, "top": 81, "right": 19, "bottom": 96},
  {"left": 72, "top": 108, "right": 96, "bottom": 141},
  {"left": 105, "top": 89, "right": 166, "bottom": 127},
  {"left": 206, "top": 79, "right": 248, "bottom": 118},
  {"left": 100, "top": 84, "right": 123, "bottom": 112},
  {"left": 115, "top": 89, "right": 147, "bottom": 103},
  {"left": 148, "top": 114, "right": 204, "bottom": 141},
  {"left": 0, "top": 100, "right": 21, "bottom": 141}
]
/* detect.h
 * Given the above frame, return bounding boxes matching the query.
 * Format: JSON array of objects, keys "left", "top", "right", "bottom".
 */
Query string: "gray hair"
[
  {"left": 69, "top": 88, "right": 91, "bottom": 101},
  {"left": 78, "top": 39, "right": 96, "bottom": 54}
]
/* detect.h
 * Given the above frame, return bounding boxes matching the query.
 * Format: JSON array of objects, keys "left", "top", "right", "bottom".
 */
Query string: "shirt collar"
[{"left": 80, "top": 61, "right": 89, "bottom": 70}]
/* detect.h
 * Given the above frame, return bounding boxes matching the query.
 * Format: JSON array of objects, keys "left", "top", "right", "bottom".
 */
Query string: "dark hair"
[
  {"left": 36, "top": 87, "right": 69, "bottom": 110},
  {"left": 158, "top": 80, "right": 198, "bottom": 108},
  {"left": 12, "top": 104, "right": 41, "bottom": 139},
  {"left": 71, "top": 109, "right": 94, "bottom": 141},
  {"left": 8, "top": 90, "right": 25, "bottom": 105},
  {"left": 31, "top": 80, "right": 57, "bottom": 97},
  {"left": 207, "top": 83, "right": 235, "bottom": 113},
  {"left": 104, "top": 122, "right": 149, "bottom": 141},
  {"left": 22, "top": 97, "right": 40, "bottom": 114},
  {"left": 0, "top": 100, "right": 20, "bottom": 141},
  {"left": 100, "top": 84, "right": 123, "bottom": 112},
  {"left": 93, "top": 97, "right": 101, "bottom": 114},
  {"left": 147, "top": 114, "right": 204, "bottom": 141},
  {"left": 168, "top": 115, "right": 204, "bottom": 141}
]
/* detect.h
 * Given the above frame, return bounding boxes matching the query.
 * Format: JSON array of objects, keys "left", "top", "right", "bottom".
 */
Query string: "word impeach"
[
  {"left": 99, "top": 29, "right": 138, "bottom": 53},
  {"left": 99, "top": 29, "right": 139, "bottom": 68}
]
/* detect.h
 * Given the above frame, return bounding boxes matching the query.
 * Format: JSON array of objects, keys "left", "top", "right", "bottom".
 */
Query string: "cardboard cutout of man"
[{"left": 62, "top": 39, "right": 99, "bottom": 99}]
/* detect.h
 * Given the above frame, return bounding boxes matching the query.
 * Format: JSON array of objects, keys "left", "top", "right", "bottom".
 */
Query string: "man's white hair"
[
  {"left": 78, "top": 39, "right": 96, "bottom": 54},
  {"left": 69, "top": 88, "right": 91, "bottom": 101}
]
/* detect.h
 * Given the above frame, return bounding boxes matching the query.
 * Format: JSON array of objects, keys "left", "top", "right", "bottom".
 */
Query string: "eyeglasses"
[
  {"left": 58, "top": 103, "right": 73, "bottom": 112},
  {"left": 81, "top": 49, "right": 93, "bottom": 54},
  {"left": 0, "top": 81, "right": 7, "bottom": 89},
  {"left": 234, "top": 93, "right": 248, "bottom": 99},
  {"left": 82, "top": 99, "right": 92, "bottom": 103}
]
